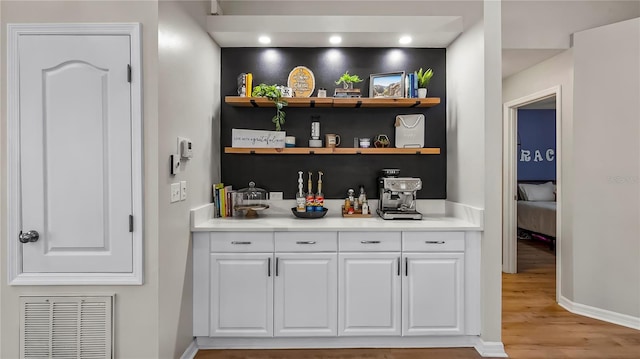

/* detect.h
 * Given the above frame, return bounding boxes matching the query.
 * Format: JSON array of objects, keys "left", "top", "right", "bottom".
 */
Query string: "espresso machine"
[{"left": 377, "top": 169, "right": 423, "bottom": 220}]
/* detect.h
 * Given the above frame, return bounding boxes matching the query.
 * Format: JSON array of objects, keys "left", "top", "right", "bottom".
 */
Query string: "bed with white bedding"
[{"left": 517, "top": 200, "right": 556, "bottom": 238}]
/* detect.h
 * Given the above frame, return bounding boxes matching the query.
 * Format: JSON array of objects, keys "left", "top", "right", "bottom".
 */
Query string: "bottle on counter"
[
  {"left": 306, "top": 172, "right": 315, "bottom": 212},
  {"left": 358, "top": 185, "right": 367, "bottom": 205},
  {"left": 361, "top": 200, "right": 369, "bottom": 215},
  {"left": 296, "top": 171, "right": 306, "bottom": 212},
  {"left": 347, "top": 188, "right": 358, "bottom": 212},
  {"left": 315, "top": 171, "right": 325, "bottom": 211}
]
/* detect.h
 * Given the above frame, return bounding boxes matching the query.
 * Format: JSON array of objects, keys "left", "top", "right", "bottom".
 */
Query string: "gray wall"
[
  {"left": 158, "top": 1, "right": 221, "bottom": 357},
  {"left": 0, "top": 1, "right": 160, "bottom": 358},
  {"left": 573, "top": 18, "right": 640, "bottom": 319},
  {"left": 446, "top": 0, "right": 503, "bottom": 342}
]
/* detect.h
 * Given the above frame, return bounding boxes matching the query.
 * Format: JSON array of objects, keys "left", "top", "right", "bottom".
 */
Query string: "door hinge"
[
  {"left": 127, "top": 64, "right": 132, "bottom": 83},
  {"left": 129, "top": 215, "right": 134, "bottom": 232}
]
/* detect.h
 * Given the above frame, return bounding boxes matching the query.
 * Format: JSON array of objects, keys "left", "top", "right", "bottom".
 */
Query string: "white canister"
[{"left": 311, "top": 122, "right": 320, "bottom": 140}]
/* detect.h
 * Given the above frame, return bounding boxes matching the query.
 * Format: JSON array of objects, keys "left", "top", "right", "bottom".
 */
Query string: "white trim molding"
[
  {"left": 180, "top": 339, "right": 199, "bottom": 359},
  {"left": 7, "top": 23, "right": 144, "bottom": 286},
  {"left": 474, "top": 339, "right": 508, "bottom": 358},
  {"left": 559, "top": 296, "right": 640, "bottom": 331}
]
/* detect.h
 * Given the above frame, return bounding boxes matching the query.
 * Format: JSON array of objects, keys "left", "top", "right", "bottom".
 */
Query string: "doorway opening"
[{"left": 502, "top": 86, "right": 561, "bottom": 302}]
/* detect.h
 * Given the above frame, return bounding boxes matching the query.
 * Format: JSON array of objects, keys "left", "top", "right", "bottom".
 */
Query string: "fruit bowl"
[{"left": 291, "top": 207, "right": 328, "bottom": 219}]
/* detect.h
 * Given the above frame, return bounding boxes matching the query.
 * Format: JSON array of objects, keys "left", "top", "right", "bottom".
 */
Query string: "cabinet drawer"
[
  {"left": 275, "top": 232, "right": 337, "bottom": 252},
  {"left": 402, "top": 232, "right": 465, "bottom": 252},
  {"left": 339, "top": 231, "right": 401, "bottom": 252},
  {"left": 210, "top": 232, "right": 274, "bottom": 252}
]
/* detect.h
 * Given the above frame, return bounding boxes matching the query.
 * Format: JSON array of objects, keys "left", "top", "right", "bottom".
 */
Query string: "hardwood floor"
[
  {"left": 196, "top": 239, "right": 640, "bottom": 359},
  {"left": 503, "top": 238, "right": 640, "bottom": 359}
]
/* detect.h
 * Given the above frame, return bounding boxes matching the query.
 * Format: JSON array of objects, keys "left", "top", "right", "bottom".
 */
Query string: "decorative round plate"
[{"left": 287, "top": 66, "right": 315, "bottom": 97}]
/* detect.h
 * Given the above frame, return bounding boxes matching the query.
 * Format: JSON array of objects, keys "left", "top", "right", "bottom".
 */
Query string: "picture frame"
[{"left": 369, "top": 71, "right": 405, "bottom": 98}]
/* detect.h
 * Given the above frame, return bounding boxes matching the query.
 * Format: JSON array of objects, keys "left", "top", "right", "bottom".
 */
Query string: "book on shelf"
[{"left": 212, "top": 183, "right": 235, "bottom": 218}]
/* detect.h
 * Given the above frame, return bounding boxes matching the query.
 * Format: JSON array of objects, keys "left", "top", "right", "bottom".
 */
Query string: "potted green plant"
[
  {"left": 251, "top": 84, "right": 288, "bottom": 131},
  {"left": 416, "top": 68, "right": 434, "bottom": 98},
  {"left": 335, "top": 71, "right": 363, "bottom": 90}
]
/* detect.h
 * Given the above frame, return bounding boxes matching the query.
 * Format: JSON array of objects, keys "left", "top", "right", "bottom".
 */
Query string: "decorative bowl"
[{"left": 291, "top": 207, "right": 328, "bottom": 219}]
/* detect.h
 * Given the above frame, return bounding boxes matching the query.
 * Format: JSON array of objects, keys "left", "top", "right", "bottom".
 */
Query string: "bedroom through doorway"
[{"left": 502, "top": 86, "right": 561, "bottom": 302}]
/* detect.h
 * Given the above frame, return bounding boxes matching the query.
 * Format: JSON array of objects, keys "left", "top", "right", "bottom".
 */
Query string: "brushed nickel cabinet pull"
[
  {"left": 425, "top": 241, "right": 445, "bottom": 244},
  {"left": 276, "top": 257, "right": 279, "bottom": 276},
  {"left": 361, "top": 240, "right": 381, "bottom": 244},
  {"left": 397, "top": 257, "right": 401, "bottom": 276},
  {"left": 231, "top": 241, "right": 252, "bottom": 245},
  {"left": 296, "top": 241, "right": 316, "bottom": 244},
  {"left": 268, "top": 257, "right": 271, "bottom": 277}
]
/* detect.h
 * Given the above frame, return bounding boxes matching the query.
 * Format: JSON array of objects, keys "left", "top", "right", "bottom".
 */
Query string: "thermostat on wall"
[{"left": 178, "top": 137, "right": 193, "bottom": 159}]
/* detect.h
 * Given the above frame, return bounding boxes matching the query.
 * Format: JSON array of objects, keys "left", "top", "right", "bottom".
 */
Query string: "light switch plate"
[
  {"left": 180, "top": 181, "right": 187, "bottom": 200},
  {"left": 170, "top": 183, "right": 181, "bottom": 203}
]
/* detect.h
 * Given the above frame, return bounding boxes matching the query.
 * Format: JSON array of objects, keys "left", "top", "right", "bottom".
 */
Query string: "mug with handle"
[{"left": 325, "top": 134, "right": 341, "bottom": 148}]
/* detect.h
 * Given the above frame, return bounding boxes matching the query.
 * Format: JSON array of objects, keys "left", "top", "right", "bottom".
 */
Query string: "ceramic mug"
[
  {"left": 285, "top": 136, "right": 296, "bottom": 148},
  {"left": 325, "top": 134, "right": 341, "bottom": 148}
]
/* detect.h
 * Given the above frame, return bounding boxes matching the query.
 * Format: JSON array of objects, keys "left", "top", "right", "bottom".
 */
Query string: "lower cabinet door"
[
  {"left": 402, "top": 252, "right": 465, "bottom": 335},
  {"left": 274, "top": 253, "right": 337, "bottom": 336},
  {"left": 338, "top": 253, "right": 401, "bottom": 336},
  {"left": 210, "top": 253, "right": 273, "bottom": 337}
]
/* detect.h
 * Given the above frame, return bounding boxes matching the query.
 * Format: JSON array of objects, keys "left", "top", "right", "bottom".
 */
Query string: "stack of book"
[
  {"left": 237, "top": 72, "right": 253, "bottom": 97},
  {"left": 212, "top": 183, "right": 236, "bottom": 218},
  {"left": 405, "top": 72, "right": 418, "bottom": 98}
]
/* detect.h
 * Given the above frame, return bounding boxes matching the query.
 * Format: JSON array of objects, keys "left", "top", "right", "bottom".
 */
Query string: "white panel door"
[
  {"left": 210, "top": 254, "right": 274, "bottom": 337},
  {"left": 338, "top": 253, "right": 401, "bottom": 336},
  {"left": 274, "top": 253, "right": 337, "bottom": 336},
  {"left": 402, "top": 253, "right": 464, "bottom": 335},
  {"left": 18, "top": 35, "right": 133, "bottom": 273}
]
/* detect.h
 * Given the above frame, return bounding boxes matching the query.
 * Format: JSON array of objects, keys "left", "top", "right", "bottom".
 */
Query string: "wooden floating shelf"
[
  {"left": 224, "top": 147, "right": 441, "bottom": 155},
  {"left": 225, "top": 96, "right": 440, "bottom": 108}
]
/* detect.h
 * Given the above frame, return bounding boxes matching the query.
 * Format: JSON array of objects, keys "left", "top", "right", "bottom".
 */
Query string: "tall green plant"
[
  {"left": 416, "top": 68, "right": 434, "bottom": 88},
  {"left": 252, "top": 84, "right": 288, "bottom": 131}
]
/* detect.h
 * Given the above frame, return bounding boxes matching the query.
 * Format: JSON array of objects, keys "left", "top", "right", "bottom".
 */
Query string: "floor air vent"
[{"left": 20, "top": 296, "right": 113, "bottom": 359}]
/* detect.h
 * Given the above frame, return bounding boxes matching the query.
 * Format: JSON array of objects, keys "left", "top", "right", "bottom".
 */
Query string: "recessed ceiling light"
[
  {"left": 399, "top": 35, "right": 412, "bottom": 45},
  {"left": 258, "top": 35, "right": 271, "bottom": 44},
  {"left": 329, "top": 35, "right": 342, "bottom": 45}
]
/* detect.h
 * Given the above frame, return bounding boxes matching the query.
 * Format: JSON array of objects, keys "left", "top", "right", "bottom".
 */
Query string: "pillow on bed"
[{"left": 519, "top": 182, "right": 555, "bottom": 201}]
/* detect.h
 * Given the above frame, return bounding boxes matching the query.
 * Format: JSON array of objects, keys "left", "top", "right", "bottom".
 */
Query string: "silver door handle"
[
  {"left": 19, "top": 230, "right": 39, "bottom": 243},
  {"left": 296, "top": 241, "right": 316, "bottom": 244},
  {"left": 425, "top": 241, "right": 445, "bottom": 244},
  {"left": 361, "top": 240, "right": 381, "bottom": 244},
  {"left": 231, "top": 241, "right": 252, "bottom": 245}
]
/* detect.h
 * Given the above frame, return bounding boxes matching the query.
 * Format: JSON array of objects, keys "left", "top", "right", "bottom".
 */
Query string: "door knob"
[{"left": 19, "top": 230, "right": 39, "bottom": 243}]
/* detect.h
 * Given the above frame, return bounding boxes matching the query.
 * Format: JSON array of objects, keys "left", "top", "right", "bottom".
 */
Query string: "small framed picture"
[{"left": 369, "top": 71, "right": 405, "bottom": 98}]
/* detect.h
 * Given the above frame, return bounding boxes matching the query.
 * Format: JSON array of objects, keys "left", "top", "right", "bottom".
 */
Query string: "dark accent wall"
[
  {"left": 517, "top": 109, "right": 556, "bottom": 181},
  {"left": 220, "top": 48, "right": 446, "bottom": 199}
]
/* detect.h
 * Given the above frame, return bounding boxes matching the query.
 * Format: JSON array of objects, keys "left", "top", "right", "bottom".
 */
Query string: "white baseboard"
[
  {"left": 180, "top": 339, "right": 199, "bottom": 359},
  {"left": 474, "top": 338, "right": 508, "bottom": 357},
  {"left": 559, "top": 296, "right": 640, "bottom": 330},
  {"left": 196, "top": 335, "right": 478, "bottom": 349}
]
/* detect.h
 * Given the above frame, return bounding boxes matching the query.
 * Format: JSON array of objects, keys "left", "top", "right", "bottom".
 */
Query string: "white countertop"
[{"left": 191, "top": 201, "right": 482, "bottom": 232}]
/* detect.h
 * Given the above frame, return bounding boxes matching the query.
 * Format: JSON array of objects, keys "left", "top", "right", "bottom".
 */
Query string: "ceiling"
[{"left": 210, "top": 0, "right": 640, "bottom": 78}]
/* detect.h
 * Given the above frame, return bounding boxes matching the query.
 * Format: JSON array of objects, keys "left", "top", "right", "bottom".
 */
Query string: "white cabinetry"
[
  {"left": 274, "top": 231, "right": 338, "bottom": 336},
  {"left": 210, "top": 253, "right": 273, "bottom": 336},
  {"left": 193, "top": 229, "right": 478, "bottom": 345},
  {"left": 274, "top": 253, "right": 337, "bottom": 336},
  {"left": 338, "top": 231, "right": 401, "bottom": 336},
  {"left": 402, "top": 232, "right": 465, "bottom": 335}
]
